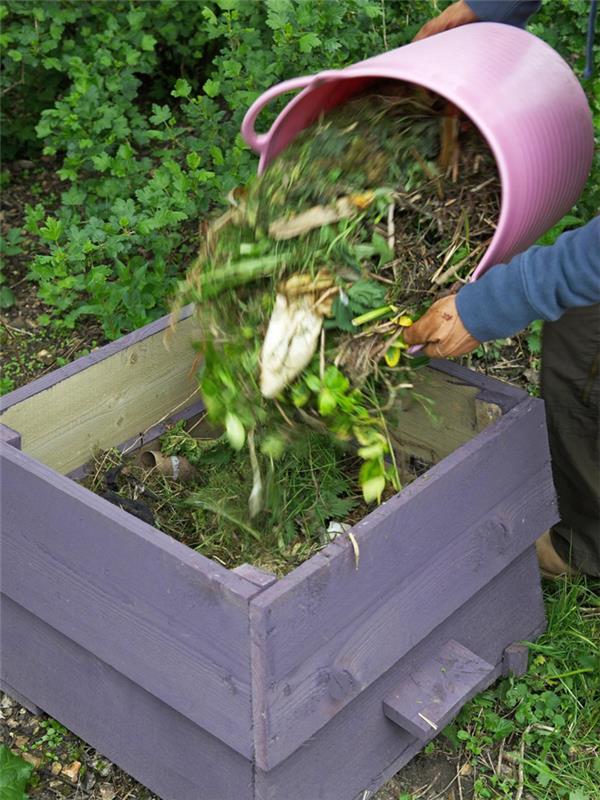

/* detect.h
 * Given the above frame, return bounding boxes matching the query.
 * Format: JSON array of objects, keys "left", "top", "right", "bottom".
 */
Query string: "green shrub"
[{"left": 1, "top": 0, "right": 597, "bottom": 338}]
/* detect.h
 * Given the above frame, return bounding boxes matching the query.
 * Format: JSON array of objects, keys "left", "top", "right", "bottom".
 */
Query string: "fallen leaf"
[
  {"left": 62, "top": 760, "right": 81, "bottom": 783},
  {"left": 20, "top": 751, "right": 41, "bottom": 768},
  {"left": 269, "top": 196, "right": 361, "bottom": 240},
  {"left": 99, "top": 783, "right": 116, "bottom": 800}
]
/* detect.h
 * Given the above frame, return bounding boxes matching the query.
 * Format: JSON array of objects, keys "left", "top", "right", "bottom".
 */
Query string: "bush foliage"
[{"left": 1, "top": 0, "right": 598, "bottom": 338}]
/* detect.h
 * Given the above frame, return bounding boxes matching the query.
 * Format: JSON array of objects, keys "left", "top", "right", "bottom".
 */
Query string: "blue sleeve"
[
  {"left": 465, "top": 1, "right": 541, "bottom": 27},
  {"left": 456, "top": 218, "right": 600, "bottom": 342}
]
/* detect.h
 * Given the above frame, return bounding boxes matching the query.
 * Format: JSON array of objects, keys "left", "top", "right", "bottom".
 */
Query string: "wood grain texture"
[
  {"left": 233, "top": 563, "right": 278, "bottom": 590},
  {"left": 503, "top": 643, "right": 529, "bottom": 677},
  {"left": 250, "top": 396, "right": 558, "bottom": 770},
  {"left": 0, "top": 423, "right": 21, "bottom": 448},
  {"left": 392, "top": 368, "right": 498, "bottom": 463},
  {"left": 383, "top": 640, "right": 494, "bottom": 739},
  {"left": 0, "top": 310, "right": 199, "bottom": 474},
  {"left": 428, "top": 359, "right": 525, "bottom": 411},
  {"left": 0, "top": 679, "right": 42, "bottom": 715},
  {"left": 0, "top": 305, "right": 193, "bottom": 410},
  {"left": 0, "top": 443, "right": 259, "bottom": 759},
  {"left": 1, "top": 596, "right": 254, "bottom": 800},
  {"left": 255, "top": 548, "right": 545, "bottom": 800}
]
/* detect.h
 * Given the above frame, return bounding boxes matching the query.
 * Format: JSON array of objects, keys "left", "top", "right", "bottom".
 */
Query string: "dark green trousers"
[{"left": 542, "top": 304, "right": 600, "bottom": 576}]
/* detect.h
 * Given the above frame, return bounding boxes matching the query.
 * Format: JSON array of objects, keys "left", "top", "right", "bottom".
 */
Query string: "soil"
[{"left": 0, "top": 160, "right": 539, "bottom": 799}]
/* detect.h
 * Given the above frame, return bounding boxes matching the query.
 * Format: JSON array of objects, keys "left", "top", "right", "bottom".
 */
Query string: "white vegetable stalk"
[{"left": 260, "top": 270, "right": 338, "bottom": 398}]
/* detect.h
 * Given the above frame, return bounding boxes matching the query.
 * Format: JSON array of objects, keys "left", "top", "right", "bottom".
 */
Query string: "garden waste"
[{"left": 121, "top": 82, "right": 501, "bottom": 572}]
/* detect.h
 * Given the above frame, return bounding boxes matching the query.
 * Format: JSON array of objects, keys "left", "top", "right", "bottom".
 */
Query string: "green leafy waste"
[
  {"left": 84, "top": 425, "right": 362, "bottom": 576},
  {"left": 0, "top": 745, "right": 33, "bottom": 800},
  {"left": 175, "top": 83, "right": 500, "bottom": 517}
]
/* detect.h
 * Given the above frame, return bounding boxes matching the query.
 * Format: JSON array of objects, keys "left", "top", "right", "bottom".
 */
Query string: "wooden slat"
[
  {"left": 383, "top": 640, "right": 495, "bottom": 739},
  {"left": 1, "top": 596, "right": 254, "bottom": 800},
  {"left": 254, "top": 549, "right": 545, "bottom": 800},
  {"left": 250, "top": 396, "right": 558, "bottom": 770},
  {"left": 392, "top": 368, "right": 501, "bottom": 463},
  {"left": 0, "top": 444, "right": 258, "bottom": 759},
  {"left": 0, "top": 311, "right": 199, "bottom": 474}
]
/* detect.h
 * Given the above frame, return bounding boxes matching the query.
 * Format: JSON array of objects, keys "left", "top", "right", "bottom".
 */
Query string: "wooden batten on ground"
[{"left": 0, "top": 308, "right": 555, "bottom": 800}]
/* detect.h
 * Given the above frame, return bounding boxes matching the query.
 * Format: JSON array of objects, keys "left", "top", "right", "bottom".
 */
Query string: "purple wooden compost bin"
[{"left": 1, "top": 307, "right": 556, "bottom": 799}]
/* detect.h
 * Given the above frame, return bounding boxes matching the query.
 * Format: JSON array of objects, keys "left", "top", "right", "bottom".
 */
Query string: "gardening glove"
[
  {"left": 402, "top": 295, "right": 480, "bottom": 358},
  {"left": 413, "top": 0, "right": 478, "bottom": 41}
]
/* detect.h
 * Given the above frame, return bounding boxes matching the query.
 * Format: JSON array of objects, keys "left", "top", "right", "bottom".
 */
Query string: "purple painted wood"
[
  {"left": 0, "top": 680, "right": 42, "bottom": 716},
  {"left": 503, "top": 643, "right": 529, "bottom": 677},
  {"left": 382, "top": 640, "right": 495, "bottom": 739},
  {"left": 254, "top": 548, "right": 545, "bottom": 800},
  {"left": 233, "top": 563, "right": 278, "bottom": 590},
  {"left": 0, "top": 305, "right": 193, "bottom": 414},
  {"left": 0, "top": 423, "right": 21, "bottom": 448},
  {"left": 1, "top": 596, "right": 254, "bottom": 800},
  {"left": 0, "top": 443, "right": 261, "bottom": 759},
  {"left": 1, "top": 304, "right": 553, "bottom": 799},
  {"left": 249, "top": 395, "right": 558, "bottom": 770}
]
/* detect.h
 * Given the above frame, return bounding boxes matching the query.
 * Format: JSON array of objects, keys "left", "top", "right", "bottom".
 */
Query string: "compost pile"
[
  {"left": 175, "top": 83, "right": 499, "bottom": 497},
  {"left": 89, "top": 84, "right": 499, "bottom": 574}
]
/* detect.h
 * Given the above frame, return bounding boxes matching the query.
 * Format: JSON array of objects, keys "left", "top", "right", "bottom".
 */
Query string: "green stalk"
[
  {"left": 352, "top": 304, "right": 396, "bottom": 327},
  {"left": 198, "top": 254, "right": 284, "bottom": 299}
]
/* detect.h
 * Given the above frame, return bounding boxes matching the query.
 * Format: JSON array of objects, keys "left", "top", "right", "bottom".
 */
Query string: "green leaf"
[
  {"left": 203, "top": 78, "right": 220, "bottom": 98},
  {"left": 361, "top": 475, "right": 385, "bottom": 503},
  {"left": 0, "top": 286, "right": 15, "bottom": 309},
  {"left": 0, "top": 745, "right": 34, "bottom": 800},
  {"left": 172, "top": 78, "right": 192, "bottom": 98},
  {"left": 149, "top": 104, "right": 172, "bottom": 126},
  {"left": 347, "top": 279, "right": 387, "bottom": 310},
  {"left": 39, "top": 217, "right": 63, "bottom": 243},
  {"left": 318, "top": 387, "right": 337, "bottom": 416},
  {"left": 298, "top": 32, "right": 321, "bottom": 53},
  {"left": 140, "top": 33, "right": 156, "bottom": 51},
  {"left": 225, "top": 412, "right": 245, "bottom": 450},
  {"left": 186, "top": 152, "right": 201, "bottom": 170}
]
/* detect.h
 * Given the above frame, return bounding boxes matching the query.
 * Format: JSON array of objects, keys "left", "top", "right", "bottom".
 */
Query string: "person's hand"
[
  {"left": 402, "top": 295, "right": 480, "bottom": 358},
  {"left": 413, "top": 0, "right": 478, "bottom": 42}
]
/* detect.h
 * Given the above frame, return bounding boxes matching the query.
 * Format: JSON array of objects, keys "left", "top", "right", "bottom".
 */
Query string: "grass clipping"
[{"left": 126, "top": 83, "right": 500, "bottom": 572}]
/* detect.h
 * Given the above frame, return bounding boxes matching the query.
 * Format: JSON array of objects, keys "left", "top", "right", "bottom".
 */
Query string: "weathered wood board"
[
  {"left": 0, "top": 308, "right": 556, "bottom": 800},
  {"left": 0, "top": 310, "right": 199, "bottom": 474}
]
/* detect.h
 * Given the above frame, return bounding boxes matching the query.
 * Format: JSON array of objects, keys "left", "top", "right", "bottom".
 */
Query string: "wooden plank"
[
  {"left": 233, "top": 563, "right": 278, "bottom": 590},
  {"left": 428, "top": 358, "right": 525, "bottom": 411},
  {"left": 250, "top": 396, "right": 558, "bottom": 770},
  {"left": 0, "top": 679, "right": 42, "bottom": 716},
  {"left": 0, "top": 423, "right": 21, "bottom": 448},
  {"left": 255, "top": 548, "right": 545, "bottom": 800},
  {"left": 383, "top": 640, "right": 495, "bottom": 739},
  {"left": 0, "top": 443, "right": 258, "bottom": 759},
  {"left": 1, "top": 596, "right": 253, "bottom": 800},
  {"left": 0, "top": 309, "right": 200, "bottom": 474},
  {"left": 503, "top": 643, "right": 529, "bottom": 677},
  {"left": 393, "top": 365, "right": 514, "bottom": 464}
]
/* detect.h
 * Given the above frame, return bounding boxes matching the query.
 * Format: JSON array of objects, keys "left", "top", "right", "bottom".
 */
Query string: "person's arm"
[
  {"left": 464, "top": 1, "right": 541, "bottom": 27},
  {"left": 413, "top": 0, "right": 541, "bottom": 41},
  {"left": 403, "top": 218, "right": 600, "bottom": 357}
]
